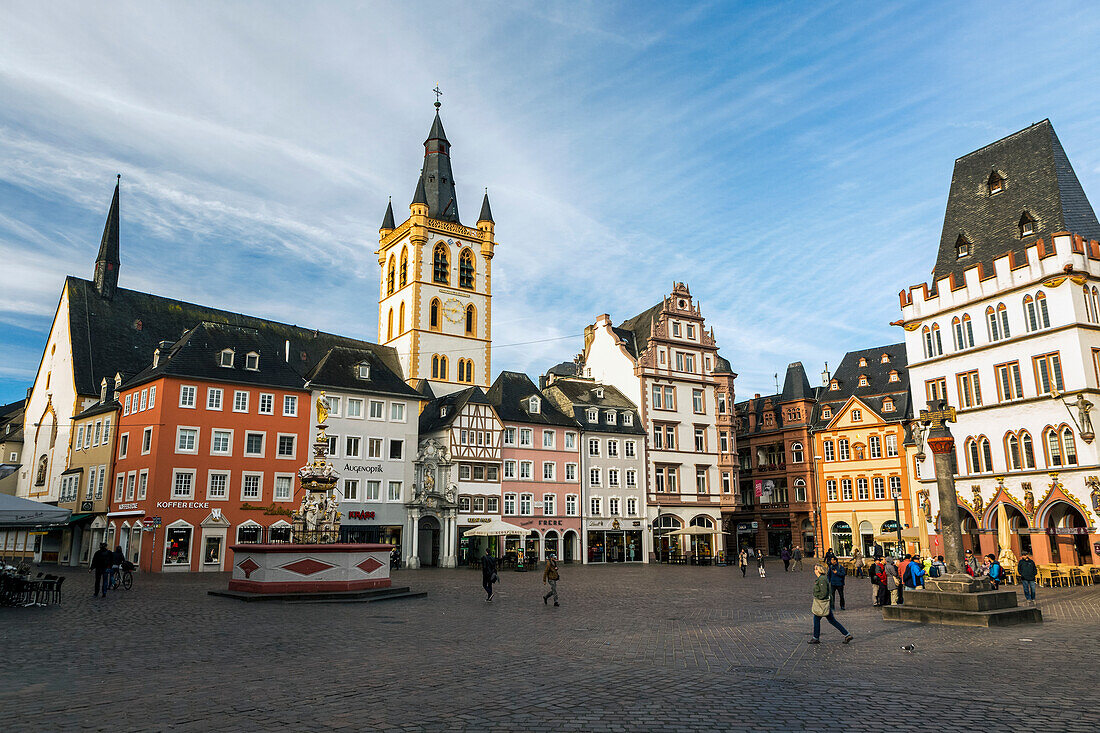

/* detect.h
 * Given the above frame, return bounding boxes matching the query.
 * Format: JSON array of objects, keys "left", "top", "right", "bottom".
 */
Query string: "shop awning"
[
  {"left": 463, "top": 518, "right": 528, "bottom": 536},
  {"left": 666, "top": 526, "right": 718, "bottom": 536},
  {"left": 67, "top": 513, "right": 93, "bottom": 524},
  {"left": 0, "top": 493, "right": 71, "bottom": 528},
  {"left": 106, "top": 510, "right": 145, "bottom": 518}
]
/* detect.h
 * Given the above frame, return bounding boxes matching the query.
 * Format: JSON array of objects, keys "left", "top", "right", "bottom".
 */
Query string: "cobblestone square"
[{"left": 2, "top": 563, "right": 1098, "bottom": 731}]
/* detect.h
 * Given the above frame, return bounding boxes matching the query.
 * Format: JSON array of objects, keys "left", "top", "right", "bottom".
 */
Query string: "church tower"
[{"left": 377, "top": 102, "right": 496, "bottom": 395}]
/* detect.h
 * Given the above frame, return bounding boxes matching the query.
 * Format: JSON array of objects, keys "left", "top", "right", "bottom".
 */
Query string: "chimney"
[{"left": 821, "top": 362, "right": 831, "bottom": 386}]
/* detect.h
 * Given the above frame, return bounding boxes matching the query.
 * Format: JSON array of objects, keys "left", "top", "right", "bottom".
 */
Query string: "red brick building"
[
  {"left": 112, "top": 322, "right": 310, "bottom": 572},
  {"left": 730, "top": 363, "right": 820, "bottom": 557}
]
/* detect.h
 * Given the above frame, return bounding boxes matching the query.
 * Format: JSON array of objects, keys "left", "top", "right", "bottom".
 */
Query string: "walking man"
[
  {"left": 826, "top": 555, "right": 847, "bottom": 611},
  {"left": 793, "top": 546, "right": 804, "bottom": 571},
  {"left": 90, "top": 542, "right": 113, "bottom": 597},
  {"left": 781, "top": 547, "right": 791, "bottom": 572},
  {"left": 1017, "top": 551, "right": 1038, "bottom": 605},
  {"left": 481, "top": 547, "right": 498, "bottom": 602},
  {"left": 542, "top": 554, "right": 560, "bottom": 606},
  {"left": 809, "top": 564, "right": 854, "bottom": 645}
]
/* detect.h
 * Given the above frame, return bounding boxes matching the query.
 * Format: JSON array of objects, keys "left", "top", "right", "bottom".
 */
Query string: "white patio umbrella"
[
  {"left": 665, "top": 525, "right": 718, "bottom": 536},
  {"left": 463, "top": 518, "right": 529, "bottom": 536}
]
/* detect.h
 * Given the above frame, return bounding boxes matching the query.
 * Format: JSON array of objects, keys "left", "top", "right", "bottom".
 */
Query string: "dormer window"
[
  {"left": 988, "top": 170, "right": 1004, "bottom": 195},
  {"left": 880, "top": 354, "right": 889, "bottom": 364},
  {"left": 587, "top": 408, "right": 599, "bottom": 422},
  {"left": 219, "top": 349, "right": 234, "bottom": 368},
  {"left": 822, "top": 406, "right": 832, "bottom": 418},
  {"left": 440, "top": 406, "right": 448, "bottom": 418},
  {"left": 245, "top": 352, "right": 260, "bottom": 371},
  {"left": 623, "top": 413, "right": 633, "bottom": 426},
  {"left": 1019, "top": 212, "right": 1036, "bottom": 237},
  {"left": 357, "top": 362, "right": 371, "bottom": 380},
  {"left": 858, "top": 374, "right": 868, "bottom": 387},
  {"left": 955, "top": 235, "right": 971, "bottom": 259},
  {"left": 605, "top": 410, "right": 617, "bottom": 425},
  {"left": 882, "top": 398, "right": 895, "bottom": 412},
  {"left": 594, "top": 387, "right": 604, "bottom": 399},
  {"left": 889, "top": 370, "right": 899, "bottom": 382},
  {"left": 858, "top": 357, "right": 867, "bottom": 367},
  {"left": 528, "top": 396, "right": 541, "bottom": 414},
  {"left": 829, "top": 379, "right": 839, "bottom": 390}
]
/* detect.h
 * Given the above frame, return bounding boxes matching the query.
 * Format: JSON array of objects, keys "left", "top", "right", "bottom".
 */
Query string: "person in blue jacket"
[
  {"left": 904, "top": 554, "right": 926, "bottom": 589},
  {"left": 826, "top": 555, "right": 847, "bottom": 611}
]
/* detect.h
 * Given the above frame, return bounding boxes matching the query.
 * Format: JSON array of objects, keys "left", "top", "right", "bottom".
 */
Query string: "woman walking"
[
  {"left": 738, "top": 548, "right": 748, "bottom": 578},
  {"left": 809, "top": 564, "right": 854, "bottom": 644}
]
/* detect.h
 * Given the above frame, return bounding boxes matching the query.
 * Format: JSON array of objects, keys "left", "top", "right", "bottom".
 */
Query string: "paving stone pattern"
[{"left": 2, "top": 563, "right": 1098, "bottom": 731}]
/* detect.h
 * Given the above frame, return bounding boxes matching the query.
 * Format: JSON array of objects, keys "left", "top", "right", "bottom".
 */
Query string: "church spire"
[
  {"left": 380, "top": 197, "right": 395, "bottom": 234},
  {"left": 94, "top": 175, "right": 120, "bottom": 300},
  {"left": 414, "top": 100, "right": 460, "bottom": 223},
  {"left": 478, "top": 191, "right": 494, "bottom": 224}
]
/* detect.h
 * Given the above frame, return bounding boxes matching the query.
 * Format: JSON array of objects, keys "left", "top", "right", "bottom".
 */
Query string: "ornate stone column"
[{"left": 407, "top": 509, "right": 420, "bottom": 569}]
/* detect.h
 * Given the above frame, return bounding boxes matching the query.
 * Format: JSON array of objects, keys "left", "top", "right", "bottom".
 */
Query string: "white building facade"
[{"left": 899, "top": 120, "right": 1100, "bottom": 567}]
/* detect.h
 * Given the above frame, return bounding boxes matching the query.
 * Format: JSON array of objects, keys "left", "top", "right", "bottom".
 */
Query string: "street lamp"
[
  {"left": 810, "top": 454, "right": 824, "bottom": 558},
  {"left": 892, "top": 487, "right": 903, "bottom": 554}
]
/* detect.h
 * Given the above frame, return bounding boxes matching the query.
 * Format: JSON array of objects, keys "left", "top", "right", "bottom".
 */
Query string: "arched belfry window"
[
  {"left": 459, "top": 248, "right": 475, "bottom": 289},
  {"left": 399, "top": 247, "right": 408, "bottom": 287},
  {"left": 465, "top": 304, "right": 476, "bottom": 336},
  {"left": 433, "top": 243, "right": 449, "bottom": 284},
  {"left": 1019, "top": 211, "right": 1036, "bottom": 237},
  {"left": 955, "top": 234, "right": 970, "bottom": 259},
  {"left": 387, "top": 256, "right": 396, "bottom": 295},
  {"left": 430, "top": 298, "right": 441, "bottom": 331}
]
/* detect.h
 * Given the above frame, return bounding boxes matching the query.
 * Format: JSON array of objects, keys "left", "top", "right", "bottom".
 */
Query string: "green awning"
[{"left": 67, "top": 513, "right": 93, "bottom": 524}]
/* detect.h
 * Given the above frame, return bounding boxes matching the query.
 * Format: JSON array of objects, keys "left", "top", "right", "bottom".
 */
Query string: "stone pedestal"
[
  {"left": 882, "top": 573, "right": 1041, "bottom": 627},
  {"left": 225, "top": 543, "right": 392, "bottom": 594}
]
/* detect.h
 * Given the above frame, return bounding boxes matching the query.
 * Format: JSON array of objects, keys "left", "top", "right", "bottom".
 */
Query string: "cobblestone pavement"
[{"left": 2, "top": 563, "right": 1098, "bottom": 731}]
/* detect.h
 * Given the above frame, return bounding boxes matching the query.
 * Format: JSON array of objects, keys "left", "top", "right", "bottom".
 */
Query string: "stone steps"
[
  {"left": 883, "top": 604, "right": 1042, "bottom": 627},
  {"left": 208, "top": 585, "right": 426, "bottom": 603}
]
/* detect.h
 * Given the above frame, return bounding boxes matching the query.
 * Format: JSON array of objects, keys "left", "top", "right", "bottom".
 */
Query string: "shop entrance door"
[
  {"left": 417, "top": 516, "right": 440, "bottom": 567},
  {"left": 767, "top": 530, "right": 791, "bottom": 556},
  {"left": 605, "top": 532, "right": 625, "bottom": 562}
]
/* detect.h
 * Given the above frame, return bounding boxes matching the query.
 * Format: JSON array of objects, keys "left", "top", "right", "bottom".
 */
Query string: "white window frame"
[
  {"left": 240, "top": 472, "right": 263, "bottom": 502},
  {"left": 344, "top": 435, "right": 361, "bottom": 459},
  {"left": 276, "top": 433, "right": 297, "bottom": 460},
  {"left": 503, "top": 460, "right": 517, "bottom": 479},
  {"left": 368, "top": 400, "right": 384, "bottom": 420},
  {"left": 175, "top": 426, "right": 199, "bottom": 455},
  {"left": 138, "top": 469, "right": 148, "bottom": 500},
  {"left": 565, "top": 463, "right": 577, "bottom": 482},
  {"left": 566, "top": 494, "right": 578, "bottom": 516},
  {"left": 233, "top": 390, "right": 249, "bottom": 413},
  {"left": 118, "top": 432, "right": 129, "bottom": 460},
  {"left": 283, "top": 395, "right": 298, "bottom": 417},
  {"left": 273, "top": 473, "right": 295, "bottom": 503},
  {"left": 210, "top": 428, "right": 233, "bottom": 456},
  {"left": 542, "top": 462, "right": 555, "bottom": 481},
  {"left": 258, "top": 393, "right": 274, "bottom": 415},
  {"left": 346, "top": 398, "right": 364, "bottom": 419},
  {"left": 141, "top": 427, "right": 153, "bottom": 455},
  {"left": 390, "top": 402, "right": 406, "bottom": 422},
  {"left": 207, "top": 470, "right": 230, "bottom": 501},
  {"left": 172, "top": 469, "right": 196, "bottom": 499},
  {"left": 519, "top": 428, "right": 533, "bottom": 447},
  {"left": 207, "top": 387, "right": 223, "bottom": 411},
  {"left": 542, "top": 430, "right": 555, "bottom": 449},
  {"left": 243, "top": 431, "right": 266, "bottom": 458}
]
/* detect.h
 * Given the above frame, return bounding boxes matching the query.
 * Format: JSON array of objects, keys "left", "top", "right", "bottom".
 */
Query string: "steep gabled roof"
[
  {"left": 811, "top": 343, "right": 910, "bottom": 429},
  {"left": 123, "top": 322, "right": 309, "bottom": 391},
  {"left": 933, "top": 119, "right": 1100, "bottom": 287},
  {"left": 65, "top": 277, "right": 383, "bottom": 396},
  {"left": 613, "top": 302, "right": 663, "bottom": 359},
  {"left": 305, "top": 346, "right": 420, "bottom": 400},
  {"left": 542, "top": 378, "right": 645, "bottom": 436},
  {"left": 418, "top": 386, "right": 488, "bottom": 434},
  {"left": 780, "top": 362, "right": 812, "bottom": 401},
  {"left": 485, "top": 371, "right": 577, "bottom": 428}
]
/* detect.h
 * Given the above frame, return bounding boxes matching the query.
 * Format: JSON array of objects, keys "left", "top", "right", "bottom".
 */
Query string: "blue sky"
[{"left": 2, "top": 1, "right": 1100, "bottom": 404}]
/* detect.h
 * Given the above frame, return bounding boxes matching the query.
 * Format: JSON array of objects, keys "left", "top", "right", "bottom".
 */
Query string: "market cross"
[{"left": 919, "top": 401, "right": 956, "bottom": 430}]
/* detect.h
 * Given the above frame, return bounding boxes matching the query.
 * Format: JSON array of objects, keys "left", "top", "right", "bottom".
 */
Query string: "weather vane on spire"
[{"left": 433, "top": 84, "right": 443, "bottom": 110}]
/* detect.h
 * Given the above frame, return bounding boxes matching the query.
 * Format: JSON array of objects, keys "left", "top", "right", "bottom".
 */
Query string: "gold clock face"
[{"left": 443, "top": 298, "right": 464, "bottom": 323}]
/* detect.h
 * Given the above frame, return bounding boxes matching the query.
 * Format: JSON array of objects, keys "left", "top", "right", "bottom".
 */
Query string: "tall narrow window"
[
  {"left": 968, "top": 438, "right": 981, "bottom": 474},
  {"left": 387, "top": 256, "right": 396, "bottom": 295},
  {"left": 439, "top": 355, "right": 448, "bottom": 380},
  {"left": 1006, "top": 433, "right": 1021, "bottom": 470},
  {"left": 1021, "top": 431, "right": 1036, "bottom": 469},
  {"left": 930, "top": 324, "right": 943, "bottom": 356},
  {"left": 432, "top": 355, "right": 440, "bottom": 379},
  {"left": 430, "top": 298, "right": 441, "bottom": 331},
  {"left": 1036, "top": 291, "right": 1050, "bottom": 328},
  {"left": 981, "top": 437, "right": 993, "bottom": 473},
  {"left": 387, "top": 308, "right": 393, "bottom": 340},
  {"left": 433, "top": 243, "right": 449, "bottom": 284},
  {"left": 923, "top": 326, "right": 933, "bottom": 359},
  {"left": 399, "top": 247, "right": 408, "bottom": 287},
  {"left": 465, "top": 304, "right": 476, "bottom": 336},
  {"left": 399, "top": 302, "right": 405, "bottom": 334},
  {"left": 1062, "top": 427, "right": 1077, "bottom": 465},
  {"left": 1046, "top": 428, "right": 1062, "bottom": 467},
  {"left": 459, "top": 248, "right": 475, "bottom": 289}
]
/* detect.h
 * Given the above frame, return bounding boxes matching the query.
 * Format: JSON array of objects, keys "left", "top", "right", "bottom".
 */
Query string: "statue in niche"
[
  {"left": 1074, "top": 394, "right": 1094, "bottom": 437},
  {"left": 917, "top": 488, "right": 932, "bottom": 523},
  {"left": 423, "top": 469, "right": 435, "bottom": 495},
  {"left": 971, "top": 486, "right": 984, "bottom": 516},
  {"left": 35, "top": 455, "right": 48, "bottom": 487},
  {"left": 1023, "top": 488, "right": 1035, "bottom": 519}
]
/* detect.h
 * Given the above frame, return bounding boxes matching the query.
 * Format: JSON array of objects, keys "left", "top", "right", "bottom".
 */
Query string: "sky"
[{"left": 2, "top": 1, "right": 1100, "bottom": 405}]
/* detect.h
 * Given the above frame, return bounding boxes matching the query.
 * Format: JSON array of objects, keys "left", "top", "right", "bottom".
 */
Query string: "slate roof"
[
  {"left": 542, "top": 378, "right": 645, "bottom": 436},
  {"left": 932, "top": 119, "right": 1100, "bottom": 288},
  {"left": 415, "top": 111, "right": 460, "bottom": 223},
  {"left": 418, "top": 386, "right": 489, "bottom": 434},
  {"left": 713, "top": 355, "right": 735, "bottom": 375},
  {"left": 305, "top": 346, "right": 422, "bottom": 400},
  {"left": 65, "top": 276, "right": 388, "bottom": 397},
  {"left": 73, "top": 399, "right": 120, "bottom": 421},
  {"left": 780, "top": 362, "right": 812, "bottom": 401},
  {"left": 615, "top": 302, "right": 663, "bottom": 358},
  {"left": 123, "top": 322, "right": 310, "bottom": 391},
  {"left": 96, "top": 180, "right": 120, "bottom": 268},
  {"left": 811, "top": 343, "right": 911, "bottom": 429},
  {"left": 485, "top": 371, "right": 578, "bottom": 428},
  {"left": 545, "top": 361, "right": 579, "bottom": 378},
  {"left": 381, "top": 199, "right": 395, "bottom": 230},
  {"left": 478, "top": 193, "right": 494, "bottom": 223}
]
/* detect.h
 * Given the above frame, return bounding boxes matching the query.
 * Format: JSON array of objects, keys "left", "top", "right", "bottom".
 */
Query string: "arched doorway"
[
  {"left": 830, "top": 521, "right": 853, "bottom": 556},
  {"left": 525, "top": 530, "right": 541, "bottom": 563},
  {"left": 544, "top": 530, "right": 560, "bottom": 560},
  {"left": 562, "top": 530, "right": 578, "bottom": 563},
  {"left": 800, "top": 518, "right": 815, "bottom": 557},
  {"left": 417, "top": 516, "right": 441, "bottom": 567},
  {"left": 990, "top": 503, "right": 1031, "bottom": 556},
  {"left": 1043, "top": 501, "right": 1091, "bottom": 565},
  {"left": 653, "top": 515, "right": 682, "bottom": 561},
  {"left": 881, "top": 520, "right": 901, "bottom": 556},
  {"left": 959, "top": 507, "right": 980, "bottom": 555},
  {"left": 689, "top": 515, "right": 716, "bottom": 559},
  {"left": 858, "top": 521, "right": 874, "bottom": 557}
]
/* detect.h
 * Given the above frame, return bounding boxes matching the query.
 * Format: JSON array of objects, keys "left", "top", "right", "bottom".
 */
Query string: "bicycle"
[{"left": 109, "top": 564, "right": 134, "bottom": 591}]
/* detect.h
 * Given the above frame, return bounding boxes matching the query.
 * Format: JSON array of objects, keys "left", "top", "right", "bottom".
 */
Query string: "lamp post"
[
  {"left": 892, "top": 487, "right": 903, "bottom": 554},
  {"left": 810, "top": 454, "right": 824, "bottom": 558}
]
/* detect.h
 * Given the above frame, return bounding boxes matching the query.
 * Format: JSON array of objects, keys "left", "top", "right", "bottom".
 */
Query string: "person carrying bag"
[{"left": 809, "top": 564, "right": 853, "bottom": 644}]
